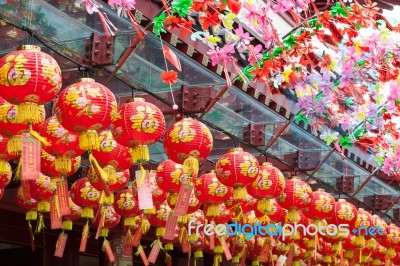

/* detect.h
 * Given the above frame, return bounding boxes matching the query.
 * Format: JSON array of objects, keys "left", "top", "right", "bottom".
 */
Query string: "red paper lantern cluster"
[{"left": 70, "top": 178, "right": 101, "bottom": 219}]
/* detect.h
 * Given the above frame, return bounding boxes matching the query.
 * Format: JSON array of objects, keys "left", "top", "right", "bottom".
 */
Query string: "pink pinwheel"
[
  {"left": 247, "top": 44, "right": 263, "bottom": 65},
  {"left": 234, "top": 25, "right": 254, "bottom": 52},
  {"left": 207, "top": 44, "right": 235, "bottom": 66},
  {"left": 273, "top": 0, "right": 294, "bottom": 13},
  {"left": 242, "top": 1, "right": 259, "bottom": 24}
]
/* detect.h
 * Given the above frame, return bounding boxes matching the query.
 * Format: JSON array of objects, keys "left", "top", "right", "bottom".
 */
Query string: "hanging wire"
[
  {"left": 158, "top": 35, "right": 177, "bottom": 110},
  {"left": 27, "top": 0, "right": 34, "bottom": 45}
]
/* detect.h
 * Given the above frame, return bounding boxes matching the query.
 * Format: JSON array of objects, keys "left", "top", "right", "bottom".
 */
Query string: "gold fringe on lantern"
[
  {"left": 14, "top": 157, "right": 22, "bottom": 182},
  {"left": 7, "top": 135, "right": 22, "bottom": 156},
  {"left": 29, "top": 126, "right": 51, "bottom": 147},
  {"left": 233, "top": 187, "right": 247, "bottom": 200},
  {"left": 89, "top": 153, "right": 109, "bottom": 184},
  {"left": 257, "top": 198, "right": 273, "bottom": 214},
  {"left": 178, "top": 215, "right": 188, "bottom": 225},
  {"left": 156, "top": 227, "right": 165, "bottom": 238},
  {"left": 232, "top": 256, "right": 239, "bottom": 264},
  {"left": 213, "top": 254, "right": 222, "bottom": 266},
  {"left": 286, "top": 209, "right": 301, "bottom": 223},
  {"left": 169, "top": 193, "right": 178, "bottom": 206},
  {"left": 206, "top": 204, "right": 220, "bottom": 217},
  {"left": 386, "top": 247, "right": 396, "bottom": 259},
  {"left": 252, "top": 260, "right": 260, "bottom": 266},
  {"left": 103, "top": 165, "right": 117, "bottom": 185},
  {"left": 26, "top": 210, "right": 37, "bottom": 221},
  {"left": 124, "top": 217, "right": 138, "bottom": 227},
  {"left": 354, "top": 235, "right": 365, "bottom": 248},
  {"left": 188, "top": 233, "right": 199, "bottom": 242},
  {"left": 144, "top": 207, "right": 156, "bottom": 215},
  {"left": 100, "top": 228, "right": 109, "bottom": 238},
  {"left": 80, "top": 130, "right": 100, "bottom": 151},
  {"left": 194, "top": 250, "right": 203, "bottom": 259},
  {"left": 344, "top": 250, "right": 354, "bottom": 259},
  {"left": 37, "top": 201, "right": 50, "bottom": 213},
  {"left": 55, "top": 157, "right": 72, "bottom": 174},
  {"left": 183, "top": 156, "right": 199, "bottom": 177},
  {"left": 323, "top": 256, "right": 332, "bottom": 263},
  {"left": 372, "top": 259, "right": 381, "bottom": 265},
  {"left": 99, "top": 191, "right": 114, "bottom": 205},
  {"left": 35, "top": 213, "right": 45, "bottom": 234},
  {"left": 130, "top": 145, "right": 150, "bottom": 164},
  {"left": 141, "top": 219, "right": 150, "bottom": 234},
  {"left": 164, "top": 243, "right": 173, "bottom": 251},
  {"left": 62, "top": 220, "right": 73, "bottom": 231},
  {"left": 0, "top": 160, "right": 10, "bottom": 175},
  {"left": 81, "top": 207, "right": 94, "bottom": 219},
  {"left": 17, "top": 102, "right": 44, "bottom": 124}
]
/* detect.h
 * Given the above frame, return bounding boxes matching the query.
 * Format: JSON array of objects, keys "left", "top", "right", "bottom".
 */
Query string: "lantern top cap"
[
  {"left": 229, "top": 147, "right": 243, "bottom": 152},
  {"left": 289, "top": 176, "right": 301, "bottom": 180},
  {"left": 317, "top": 188, "right": 325, "bottom": 192},
  {"left": 359, "top": 208, "right": 365, "bottom": 211},
  {"left": 262, "top": 162, "right": 272, "bottom": 166},
  {"left": 76, "top": 78, "right": 95, "bottom": 83},
  {"left": 18, "top": 45, "right": 41, "bottom": 52},
  {"left": 133, "top": 98, "right": 146, "bottom": 102},
  {"left": 338, "top": 199, "right": 346, "bottom": 202}
]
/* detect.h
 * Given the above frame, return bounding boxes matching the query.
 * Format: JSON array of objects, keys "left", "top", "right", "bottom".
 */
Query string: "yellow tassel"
[
  {"left": 164, "top": 243, "right": 173, "bottom": 251},
  {"left": 344, "top": 250, "right": 353, "bottom": 259},
  {"left": 168, "top": 193, "right": 178, "bottom": 206},
  {"left": 232, "top": 256, "right": 239, "bottom": 263},
  {"left": 233, "top": 187, "right": 247, "bottom": 200},
  {"left": 386, "top": 247, "right": 396, "bottom": 259},
  {"left": 81, "top": 207, "right": 94, "bottom": 219},
  {"left": 0, "top": 160, "right": 10, "bottom": 175},
  {"left": 183, "top": 156, "right": 199, "bottom": 177},
  {"left": 55, "top": 156, "right": 72, "bottom": 174},
  {"left": 354, "top": 235, "right": 365, "bottom": 248},
  {"left": 252, "top": 260, "right": 260, "bottom": 266},
  {"left": 89, "top": 153, "right": 109, "bottom": 184},
  {"left": 38, "top": 201, "right": 50, "bottom": 212},
  {"left": 124, "top": 217, "right": 137, "bottom": 227},
  {"left": 194, "top": 250, "right": 203, "bottom": 259},
  {"left": 62, "top": 220, "right": 73, "bottom": 231},
  {"left": 367, "top": 238, "right": 376, "bottom": 250},
  {"left": 130, "top": 145, "right": 150, "bottom": 164},
  {"left": 99, "top": 191, "right": 114, "bottom": 205},
  {"left": 7, "top": 135, "right": 22, "bottom": 155},
  {"left": 214, "top": 245, "right": 223, "bottom": 254},
  {"left": 144, "top": 207, "right": 156, "bottom": 215},
  {"left": 213, "top": 254, "right": 222, "bottom": 266},
  {"left": 17, "top": 103, "right": 44, "bottom": 124},
  {"left": 286, "top": 209, "right": 301, "bottom": 223},
  {"left": 80, "top": 130, "right": 99, "bottom": 151},
  {"left": 14, "top": 157, "right": 22, "bottom": 182},
  {"left": 257, "top": 198, "right": 273, "bottom": 214},
  {"left": 26, "top": 210, "right": 37, "bottom": 221},
  {"left": 372, "top": 259, "right": 381, "bottom": 265},
  {"left": 177, "top": 215, "right": 188, "bottom": 225},
  {"left": 100, "top": 228, "right": 109, "bottom": 238},
  {"left": 141, "top": 219, "right": 150, "bottom": 234},
  {"left": 188, "top": 234, "right": 199, "bottom": 242},
  {"left": 134, "top": 244, "right": 145, "bottom": 257},
  {"left": 206, "top": 204, "right": 220, "bottom": 217},
  {"left": 323, "top": 256, "right": 332, "bottom": 263},
  {"left": 29, "top": 127, "right": 51, "bottom": 147},
  {"left": 35, "top": 213, "right": 45, "bottom": 234},
  {"left": 156, "top": 227, "right": 165, "bottom": 238},
  {"left": 103, "top": 165, "right": 117, "bottom": 185}
]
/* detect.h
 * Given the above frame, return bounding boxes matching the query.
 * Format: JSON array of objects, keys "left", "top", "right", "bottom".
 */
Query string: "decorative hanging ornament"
[
  {"left": 93, "top": 205, "right": 121, "bottom": 238},
  {"left": 332, "top": 199, "right": 358, "bottom": 238},
  {"left": 0, "top": 98, "right": 45, "bottom": 155},
  {"left": 55, "top": 78, "right": 117, "bottom": 151},
  {"left": 92, "top": 130, "right": 132, "bottom": 184},
  {"left": 41, "top": 150, "right": 81, "bottom": 178},
  {"left": 39, "top": 116, "right": 84, "bottom": 173},
  {"left": 62, "top": 197, "right": 82, "bottom": 231},
  {"left": 156, "top": 159, "right": 185, "bottom": 205},
  {"left": 0, "top": 134, "right": 17, "bottom": 174},
  {"left": 163, "top": 118, "right": 213, "bottom": 178},
  {"left": 69, "top": 177, "right": 101, "bottom": 219},
  {"left": 194, "top": 171, "right": 233, "bottom": 217},
  {"left": 111, "top": 98, "right": 165, "bottom": 164},
  {"left": 276, "top": 176, "right": 312, "bottom": 224},
  {"left": 302, "top": 188, "right": 335, "bottom": 222},
  {"left": 29, "top": 173, "right": 55, "bottom": 213},
  {"left": 108, "top": 169, "right": 130, "bottom": 192},
  {"left": 0, "top": 45, "right": 62, "bottom": 123},
  {"left": 215, "top": 147, "right": 259, "bottom": 200},
  {"left": 246, "top": 162, "right": 285, "bottom": 214},
  {"left": 114, "top": 188, "right": 140, "bottom": 227}
]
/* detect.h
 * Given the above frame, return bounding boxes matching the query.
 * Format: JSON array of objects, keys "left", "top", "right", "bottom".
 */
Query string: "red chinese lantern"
[
  {"left": 0, "top": 160, "right": 11, "bottom": 189},
  {"left": 156, "top": 159, "right": 184, "bottom": 205},
  {"left": 303, "top": 189, "right": 335, "bottom": 222},
  {"left": 114, "top": 188, "right": 140, "bottom": 227},
  {"left": 148, "top": 201, "right": 171, "bottom": 238},
  {"left": 92, "top": 130, "right": 132, "bottom": 183},
  {"left": 265, "top": 198, "right": 287, "bottom": 224},
  {"left": 167, "top": 189, "right": 201, "bottom": 214},
  {"left": 41, "top": 150, "right": 81, "bottom": 178},
  {"left": 0, "top": 134, "right": 17, "bottom": 174},
  {"left": 61, "top": 197, "right": 82, "bottom": 231},
  {"left": 93, "top": 205, "right": 121, "bottom": 239},
  {"left": 29, "top": 173, "right": 55, "bottom": 213},
  {"left": 194, "top": 171, "right": 233, "bottom": 217},
  {"left": 247, "top": 162, "right": 285, "bottom": 214},
  {"left": 332, "top": 199, "right": 357, "bottom": 239},
  {"left": 205, "top": 204, "right": 233, "bottom": 224},
  {"left": 70, "top": 177, "right": 101, "bottom": 219},
  {"left": 382, "top": 224, "right": 400, "bottom": 260},
  {"left": 54, "top": 78, "right": 117, "bottom": 151},
  {"left": 215, "top": 147, "right": 259, "bottom": 200},
  {"left": 15, "top": 185, "right": 38, "bottom": 230},
  {"left": 108, "top": 169, "right": 130, "bottom": 192},
  {"left": 0, "top": 45, "right": 62, "bottom": 123},
  {"left": 276, "top": 176, "right": 312, "bottom": 223},
  {"left": 39, "top": 116, "right": 84, "bottom": 173},
  {"left": 163, "top": 118, "right": 213, "bottom": 177},
  {"left": 111, "top": 98, "right": 165, "bottom": 164},
  {"left": 0, "top": 99, "right": 45, "bottom": 155}
]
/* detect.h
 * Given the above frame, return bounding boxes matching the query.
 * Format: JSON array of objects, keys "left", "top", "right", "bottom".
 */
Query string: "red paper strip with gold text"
[
  {"left": 136, "top": 170, "right": 153, "bottom": 210},
  {"left": 219, "top": 237, "right": 232, "bottom": 261},
  {"left": 21, "top": 180, "right": 31, "bottom": 202},
  {"left": 148, "top": 241, "right": 161, "bottom": 264},
  {"left": 103, "top": 239, "right": 116, "bottom": 263},
  {"left": 181, "top": 230, "right": 190, "bottom": 253},
  {"left": 54, "top": 233, "right": 68, "bottom": 258},
  {"left": 50, "top": 198, "right": 62, "bottom": 230},
  {"left": 138, "top": 245, "right": 149, "bottom": 266},
  {"left": 173, "top": 182, "right": 193, "bottom": 216},
  {"left": 131, "top": 228, "right": 143, "bottom": 247},
  {"left": 57, "top": 179, "right": 71, "bottom": 216},
  {"left": 209, "top": 233, "right": 215, "bottom": 250},
  {"left": 22, "top": 133, "right": 40, "bottom": 180},
  {"left": 163, "top": 214, "right": 178, "bottom": 240}
]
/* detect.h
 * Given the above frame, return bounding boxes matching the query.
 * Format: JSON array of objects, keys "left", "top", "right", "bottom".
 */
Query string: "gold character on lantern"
[
  {"left": 254, "top": 170, "right": 272, "bottom": 190},
  {"left": 0, "top": 54, "right": 31, "bottom": 87},
  {"left": 338, "top": 204, "right": 355, "bottom": 221},
  {"left": 40, "top": 56, "right": 61, "bottom": 88},
  {"left": 169, "top": 121, "right": 196, "bottom": 143},
  {"left": 315, "top": 195, "right": 333, "bottom": 213},
  {"left": 117, "top": 193, "right": 135, "bottom": 210},
  {"left": 239, "top": 156, "right": 258, "bottom": 178},
  {"left": 80, "top": 182, "right": 100, "bottom": 201}
]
